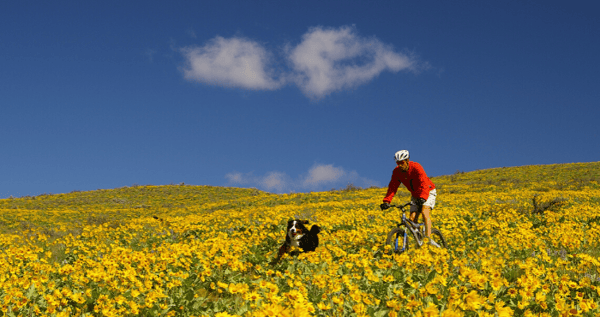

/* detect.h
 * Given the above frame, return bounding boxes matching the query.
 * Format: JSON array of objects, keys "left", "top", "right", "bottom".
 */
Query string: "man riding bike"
[{"left": 380, "top": 150, "right": 440, "bottom": 247}]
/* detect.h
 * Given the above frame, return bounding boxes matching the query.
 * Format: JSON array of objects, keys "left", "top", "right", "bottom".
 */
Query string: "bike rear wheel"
[{"left": 430, "top": 228, "right": 447, "bottom": 248}]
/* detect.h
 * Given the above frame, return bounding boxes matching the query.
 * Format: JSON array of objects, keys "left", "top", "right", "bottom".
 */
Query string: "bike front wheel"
[
  {"left": 385, "top": 227, "right": 417, "bottom": 254},
  {"left": 385, "top": 227, "right": 406, "bottom": 254}
]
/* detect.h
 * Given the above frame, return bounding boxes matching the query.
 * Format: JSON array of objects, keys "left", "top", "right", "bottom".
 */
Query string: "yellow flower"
[
  {"left": 215, "top": 312, "right": 238, "bottom": 317},
  {"left": 256, "top": 303, "right": 286, "bottom": 317},
  {"left": 422, "top": 303, "right": 439, "bottom": 317},
  {"left": 495, "top": 301, "right": 513, "bottom": 317},
  {"left": 382, "top": 275, "right": 395, "bottom": 282},
  {"left": 229, "top": 283, "right": 249, "bottom": 294},
  {"left": 353, "top": 303, "right": 366, "bottom": 314},
  {"left": 284, "top": 290, "right": 304, "bottom": 302},
  {"left": 426, "top": 283, "right": 438, "bottom": 295},
  {"left": 317, "top": 302, "right": 330, "bottom": 310},
  {"left": 441, "top": 307, "right": 462, "bottom": 317},
  {"left": 387, "top": 299, "right": 401, "bottom": 311},
  {"left": 490, "top": 278, "right": 504, "bottom": 291},
  {"left": 463, "top": 290, "right": 484, "bottom": 311},
  {"left": 69, "top": 292, "right": 86, "bottom": 304},
  {"left": 244, "top": 291, "right": 261, "bottom": 302},
  {"left": 535, "top": 291, "right": 546, "bottom": 304},
  {"left": 406, "top": 300, "right": 421, "bottom": 311}
]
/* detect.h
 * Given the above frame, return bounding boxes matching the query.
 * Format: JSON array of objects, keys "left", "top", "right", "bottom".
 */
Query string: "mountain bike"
[{"left": 384, "top": 202, "right": 447, "bottom": 254}]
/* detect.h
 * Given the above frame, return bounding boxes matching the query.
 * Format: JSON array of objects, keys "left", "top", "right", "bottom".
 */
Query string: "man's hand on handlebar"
[{"left": 380, "top": 202, "right": 391, "bottom": 210}]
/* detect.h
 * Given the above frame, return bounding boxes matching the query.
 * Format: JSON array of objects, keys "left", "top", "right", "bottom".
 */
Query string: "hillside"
[{"left": 0, "top": 162, "right": 599, "bottom": 316}]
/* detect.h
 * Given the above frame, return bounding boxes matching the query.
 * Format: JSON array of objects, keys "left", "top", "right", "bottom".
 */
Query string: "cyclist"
[{"left": 380, "top": 150, "right": 440, "bottom": 247}]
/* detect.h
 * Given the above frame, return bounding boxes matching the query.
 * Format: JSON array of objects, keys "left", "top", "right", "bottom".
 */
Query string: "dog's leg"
[
  {"left": 271, "top": 243, "right": 289, "bottom": 265},
  {"left": 278, "top": 243, "right": 289, "bottom": 258}
]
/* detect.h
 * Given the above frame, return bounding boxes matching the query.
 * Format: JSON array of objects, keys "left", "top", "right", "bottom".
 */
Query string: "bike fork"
[{"left": 396, "top": 231, "right": 408, "bottom": 252}]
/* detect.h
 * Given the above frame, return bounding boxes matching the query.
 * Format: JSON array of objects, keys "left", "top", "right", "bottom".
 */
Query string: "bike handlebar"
[
  {"left": 385, "top": 202, "right": 424, "bottom": 225},
  {"left": 387, "top": 202, "right": 412, "bottom": 210}
]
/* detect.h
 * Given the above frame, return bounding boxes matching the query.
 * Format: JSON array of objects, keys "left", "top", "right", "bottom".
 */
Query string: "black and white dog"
[{"left": 275, "top": 220, "right": 321, "bottom": 261}]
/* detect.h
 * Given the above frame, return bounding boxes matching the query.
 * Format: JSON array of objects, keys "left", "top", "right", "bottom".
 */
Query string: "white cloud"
[
  {"left": 179, "top": 26, "right": 424, "bottom": 99},
  {"left": 180, "top": 36, "right": 283, "bottom": 90},
  {"left": 145, "top": 49, "right": 156, "bottom": 62},
  {"left": 186, "top": 28, "right": 197, "bottom": 39},
  {"left": 225, "top": 172, "right": 246, "bottom": 184},
  {"left": 260, "top": 172, "right": 290, "bottom": 191},
  {"left": 226, "top": 163, "right": 379, "bottom": 193},
  {"left": 302, "top": 164, "right": 345, "bottom": 187},
  {"left": 288, "top": 26, "right": 417, "bottom": 99},
  {"left": 225, "top": 171, "right": 292, "bottom": 192}
]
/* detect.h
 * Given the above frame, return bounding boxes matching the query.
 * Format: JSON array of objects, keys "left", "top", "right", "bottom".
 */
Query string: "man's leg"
[
  {"left": 421, "top": 205, "right": 433, "bottom": 238},
  {"left": 421, "top": 205, "right": 441, "bottom": 247},
  {"left": 409, "top": 211, "right": 417, "bottom": 222},
  {"left": 408, "top": 198, "right": 420, "bottom": 222}
]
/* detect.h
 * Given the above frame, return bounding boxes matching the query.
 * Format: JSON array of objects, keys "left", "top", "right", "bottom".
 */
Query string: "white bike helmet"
[{"left": 394, "top": 150, "right": 410, "bottom": 162}]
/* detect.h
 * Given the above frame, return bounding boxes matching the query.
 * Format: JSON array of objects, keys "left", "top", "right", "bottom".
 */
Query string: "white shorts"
[{"left": 410, "top": 189, "right": 437, "bottom": 212}]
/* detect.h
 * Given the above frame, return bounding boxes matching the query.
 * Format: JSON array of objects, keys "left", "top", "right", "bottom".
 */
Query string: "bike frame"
[{"left": 391, "top": 203, "right": 426, "bottom": 251}]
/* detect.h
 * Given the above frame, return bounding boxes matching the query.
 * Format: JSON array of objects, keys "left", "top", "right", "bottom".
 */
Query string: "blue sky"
[{"left": 1, "top": 1, "right": 599, "bottom": 198}]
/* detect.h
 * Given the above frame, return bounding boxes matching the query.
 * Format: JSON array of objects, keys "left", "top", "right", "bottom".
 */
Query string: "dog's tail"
[{"left": 310, "top": 225, "right": 321, "bottom": 235}]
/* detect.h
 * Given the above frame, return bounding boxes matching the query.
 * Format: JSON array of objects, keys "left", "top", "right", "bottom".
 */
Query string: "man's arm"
[{"left": 383, "top": 169, "right": 401, "bottom": 203}]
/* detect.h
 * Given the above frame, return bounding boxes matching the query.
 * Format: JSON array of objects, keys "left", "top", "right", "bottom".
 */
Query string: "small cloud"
[
  {"left": 225, "top": 172, "right": 247, "bottom": 184},
  {"left": 145, "top": 49, "right": 156, "bottom": 62},
  {"left": 226, "top": 163, "right": 379, "bottom": 193},
  {"left": 226, "top": 171, "right": 291, "bottom": 192},
  {"left": 186, "top": 28, "right": 197, "bottom": 39},
  {"left": 260, "top": 172, "right": 290, "bottom": 192},
  {"left": 302, "top": 164, "right": 345, "bottom": 187},
  {"left": 180, "top": 36, "right": 284, "bottom": 90},
  {"left": 288, "top": 26, "right": 418, "bottom": 99}
]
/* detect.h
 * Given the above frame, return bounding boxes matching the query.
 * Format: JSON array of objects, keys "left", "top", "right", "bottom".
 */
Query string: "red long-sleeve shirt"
[{"left": 383, "top": 161, "right": 435, "bottom": 203}]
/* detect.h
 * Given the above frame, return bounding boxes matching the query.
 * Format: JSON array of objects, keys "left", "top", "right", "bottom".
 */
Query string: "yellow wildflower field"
[{"left": 1, "top": 162, "right": 599, "bottom": 316}]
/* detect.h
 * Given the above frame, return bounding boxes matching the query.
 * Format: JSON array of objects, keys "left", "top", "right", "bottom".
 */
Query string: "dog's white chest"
[{"left": 289, "top": 234, "right": 304, "bottom": 247}]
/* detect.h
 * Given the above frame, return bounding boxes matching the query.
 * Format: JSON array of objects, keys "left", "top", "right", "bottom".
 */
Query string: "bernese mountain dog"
[{"left": 273, "top": 219, "right": 321, "bottom": 263}]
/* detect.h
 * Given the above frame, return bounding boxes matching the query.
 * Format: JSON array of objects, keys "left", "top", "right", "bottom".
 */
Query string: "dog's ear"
[{"left": 302, "top": 220, "right": 309, "bottom": 224}]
